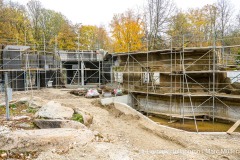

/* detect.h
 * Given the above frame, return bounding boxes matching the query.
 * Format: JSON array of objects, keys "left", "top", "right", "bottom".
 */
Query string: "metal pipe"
[{"left": 4, "top": 72, "right": 10, "bottom": 121}]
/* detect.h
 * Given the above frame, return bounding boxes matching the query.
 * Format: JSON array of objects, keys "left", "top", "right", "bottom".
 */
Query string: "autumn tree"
[
  {"left": 95, "top": 26, "right": 111, "bottom": 51},
  {"left": 202, "top": 5, "right": 218, "bottom": 40},
  {"left": 217, "top": 0, "right": 233, "bottom": 39},
  {"left": 168, "top": 11, "right": 189, "bottom": 37},
  {"left": 168, "top": 4, "right": 220, "bottom": 47},
  {"left": 78, "top": 25, "right": 97, "bottom": 50},
  {"left": 57, "top": 21, "right": 77, "bottom": 50},
  {"left": 27, "top": 0, "right": 42, "bottom": 43},
  {"left": 167, "top": 11, "right": 190, "bottom": 47},
  {"left": 237, "top": 12, "right": 240, "bottom": 30},
  {"left": 77, "top": 25, "right": 110, "bottom": 50},
  {"left": 145, "top": 0, "right": 176, "bottom": 50},
  {"left": 0, "top": 1, "right": 32, "bottom": 45},
  {"left": 39, "top": 9, "right": 67, "bottom": 49},
  {"left": 110, "top": 10, "right": 145, "bottom": 52}
]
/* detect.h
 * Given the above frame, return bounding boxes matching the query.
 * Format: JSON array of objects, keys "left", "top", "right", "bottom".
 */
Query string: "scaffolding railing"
[{"left": 111, "top": 35, "right": 240, "bottom": 132}]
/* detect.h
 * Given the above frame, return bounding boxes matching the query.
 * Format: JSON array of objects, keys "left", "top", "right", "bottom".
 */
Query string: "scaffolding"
[
  {"left": 0, "top": 47, "right": 58, "bottom": 91},
  {"left": 0, "top": 43, "right": 113, "bottom": 92},
  {"left": 1, "top": 34, "right": 240, "bottom": 132},
  {"left": 58, "top": 50, "right": 112, "bottom": 87},
  {"left": 111, "top": 35, "right": 240, "bottom": 132}
]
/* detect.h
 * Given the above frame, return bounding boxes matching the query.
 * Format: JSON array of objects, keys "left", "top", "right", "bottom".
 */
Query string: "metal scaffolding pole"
[
  {"left": 170, "top": 37, "right": 173, "bottom": 122},
  {"left": 4, "top": 72, "right": 10, "bottom": 121},
  {"left": 99, "top": 61, "right": 101, "bottom": 86},
  {"left": 81, "top": 58, "right": 84, "bottom": 86},
  {"left": 145, "top": 37, "right": 149, "bottom": 115},
  {"left": 212, "top": 29, "right": 216, "bottom": 125},
  {"left": 182, "top": 35, "right": 185, "bottom": 124},
  {"left": 77, "top": 32, "right": 80, "bottom": 86}
]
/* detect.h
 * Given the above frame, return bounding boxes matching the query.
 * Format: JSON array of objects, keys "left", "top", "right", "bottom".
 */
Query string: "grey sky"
[{"left": 9, "top": 0, "right": 240, "bottom": 26}]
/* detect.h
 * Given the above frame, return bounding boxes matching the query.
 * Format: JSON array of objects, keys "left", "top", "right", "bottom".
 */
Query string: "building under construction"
[
  {"left": 1, "top": 37, "right": 240, "bottom": 132},
  {"left": 111, "top": 39, "right": 240, "bottom": 130},
  {"left": 0, "top": 45, "right": 112, "bottom": 91}
]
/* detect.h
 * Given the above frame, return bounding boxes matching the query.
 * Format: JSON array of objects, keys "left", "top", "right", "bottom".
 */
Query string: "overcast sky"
[{"left": 9, "top": 0, "right": 240, "bottom": 27}]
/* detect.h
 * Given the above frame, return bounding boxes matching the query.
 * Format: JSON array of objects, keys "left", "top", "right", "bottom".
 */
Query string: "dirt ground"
[{"left": 1, "top": 88, "right": 240, "bottom": 160}]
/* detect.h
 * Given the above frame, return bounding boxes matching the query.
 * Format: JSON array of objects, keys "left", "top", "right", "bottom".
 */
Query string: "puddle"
[{"left": 149, "top": 116, "right": 240, "bottom": 132}]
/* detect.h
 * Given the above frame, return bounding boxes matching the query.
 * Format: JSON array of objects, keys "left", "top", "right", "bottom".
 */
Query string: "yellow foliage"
[
  {"left": 57, "top": 22, "right": 77, "bottom": 50},
  {"left": 0, "top": 4, "right": 33, "bottom": 45},
  {"left": 168, "top": 5, "right": 217, "bottom": 47},
  {"left": 110, "top": 10, "right": 145, "bottom": 53}
]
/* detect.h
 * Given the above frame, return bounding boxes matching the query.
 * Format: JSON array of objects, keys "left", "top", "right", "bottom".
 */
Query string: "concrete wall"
[
  {"left": 39, "top": 55, "right": 55, "bottom": 69},
  {"left": 3, "top": 50, "right": 21, "bottom": 69},
  {"left": 114, "top": 49, "right": 240, "bottom": 120},
  {"left": 101, "top": 95, "right": 131, "bottom": 106},
  {"left": 133, "top": 94, "right": 240, "bottom": 120}
]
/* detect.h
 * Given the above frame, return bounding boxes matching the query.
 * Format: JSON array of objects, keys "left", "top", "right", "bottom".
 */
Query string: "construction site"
[
  {"left": 112, "top": 37, "right": 240, "bottom": 132},
  {"left": 0, "top": 35, "right": 240, "bottom": 159}
]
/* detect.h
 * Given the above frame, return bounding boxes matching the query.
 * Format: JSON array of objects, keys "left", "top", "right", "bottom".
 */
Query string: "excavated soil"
[{"left": 0, "top": 88, "right": 240, "bottom": 160}]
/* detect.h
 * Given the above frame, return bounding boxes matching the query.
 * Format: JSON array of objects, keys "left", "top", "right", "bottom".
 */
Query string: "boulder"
[
  {"left": 35, "top": 101, "right": 74, "bottom": 120},
  {"left": 0, "top": 128, "right": 95, "bottom": 152},
  {"left": 18, "top": 97, "right": 29, "bottom": 104},
  {"left": 73, "top": 108, "right": 93, "bottom": 126},
  {"left": 0, "top": 126, "right": 10, "bottom": 134},
  {"left": 34, "top": 119, "right": 86, "bottom": 129},
  {"left": 12, "top": 116, "right": 31, "bottom": 121},
  {"left": 15, "top": 123, "right": 33, "bottom": 129},
  {"left": 18, "top": 96, "right": 46, "bottom": 109}
]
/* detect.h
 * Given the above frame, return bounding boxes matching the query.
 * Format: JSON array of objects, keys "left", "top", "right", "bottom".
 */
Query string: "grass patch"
[
  {"left": 0, "top": 150, "right": 6, "bottom": 154},
  {"left": 71, "top": 113, "right": 84, "bottom": 123},
  {"left": 0, "top": 103, "right": 28, "bottom": 116},
  {"left": 10, "top": 104, "right": 17, "bottom": 109},
  {"left": 26, "top": 108, "right": 37, "bottom": 114}
]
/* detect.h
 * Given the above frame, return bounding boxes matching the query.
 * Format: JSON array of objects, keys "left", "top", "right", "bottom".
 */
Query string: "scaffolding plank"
[{"left": 227, "top": 120, "right": 240, "bottom": 134}]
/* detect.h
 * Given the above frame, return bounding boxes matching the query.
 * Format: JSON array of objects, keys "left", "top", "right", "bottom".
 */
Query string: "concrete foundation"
[
  {"left": 132, "top": 94, "right": 240, "bottom": 120},
  {"left": 101, "top": 95, "right": 131, "bottom": 106}
]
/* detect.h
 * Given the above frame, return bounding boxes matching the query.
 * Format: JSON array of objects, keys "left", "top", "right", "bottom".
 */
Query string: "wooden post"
[{"left": 227, "top": 120, "right": 240, "bottom": 134}]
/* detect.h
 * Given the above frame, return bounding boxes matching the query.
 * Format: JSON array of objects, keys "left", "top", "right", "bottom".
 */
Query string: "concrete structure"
[
  {"left": 0, "top": 45, "right": 113, "bottom": 91},
  {"left": 58, "top": 50, "right": 112, "bottom": 87},
  {"left": 101, "top": 95, "right": 131, "bottom": 105},
  {"left": 0, "top": 45, "right": 61, "bottom": 91},
  {"left": 111, "top": 46, "right": 240, "bottom": 122}
]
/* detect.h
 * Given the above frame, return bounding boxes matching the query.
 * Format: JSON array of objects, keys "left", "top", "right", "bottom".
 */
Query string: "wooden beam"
[{"left": 227, "top": 120, "right": 240, "bottom": 134}]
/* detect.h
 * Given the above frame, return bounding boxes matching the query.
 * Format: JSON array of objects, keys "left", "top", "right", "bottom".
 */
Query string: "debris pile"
[{"left": 69, "top": 89, "right": 87, "bottom": 96}]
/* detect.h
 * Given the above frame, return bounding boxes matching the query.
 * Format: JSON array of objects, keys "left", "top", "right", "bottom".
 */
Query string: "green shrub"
[
  {"left": 27, "top": 108, "right": 37, "bottom": 114},
  {"left": 10, "top": 104, "right": 17, "bottom": 109},
  {"left": 71, "top": 114, "right": 84, "bottom": 123}
]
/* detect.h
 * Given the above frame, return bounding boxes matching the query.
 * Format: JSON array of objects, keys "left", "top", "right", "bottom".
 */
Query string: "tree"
[
  {"left": 27, "top": 0, "right": 42, "bottom": 43},
  {"left": 0, "top": 1, "right": 32, "bottom": 45},
  {"left": 167, "top": 5, "right": 221, "bottom": 47},
  {"left": 217, "top": 0, "right": 233, "bottom": 39},
  {"left": 78, "top": 25, "right": 111, "bottom": 50},
  {"left": 145, "top": 0, "right": 176, "bottom": 50},
  {"left": 39, "top": 9, "right": 67, "bottom": 49},
  {"left": 186, "top": 7, "right": 214, "bottom": 46},
  {"left": 110, "top": 10, "right": 145, "bottom": 52},
  {"left": 57, "top": 21, "right": 77, "bottom": 50},
  {"left": 236, "top": 11, "right": 240, "bottom": 31},
  {"left": 168, "top": 11, "right": 190, "bottom": 47},
  {"left": 95, "top": 26, "right": 111, "bottom": 51},
  {"left": 78, "top": 25, "right": 97, "bottom": 50},
  {"left": 202, "top": 4, "right": 218, "bottom": 40}
]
